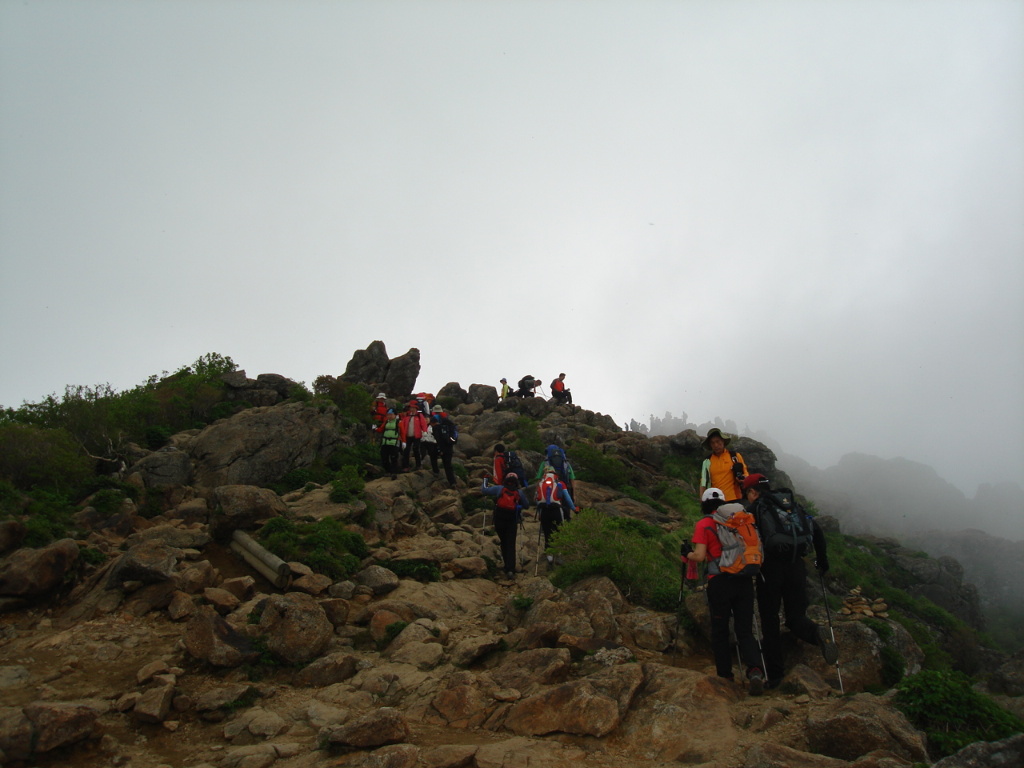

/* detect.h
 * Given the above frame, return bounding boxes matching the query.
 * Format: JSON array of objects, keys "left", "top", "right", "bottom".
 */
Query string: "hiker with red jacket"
[
  {"left": 535, "top": 468, "right": 577, "bottom": 566},
  {"left": 371, "top": 393, "right": 389, "bottom": 431},
  {"left": 743, "top": 473, "right": 836, "bottom": 689},
  {"left": 398, "top": 401, "right": 429, "bottom": 471},
  {"left": 480, "top": 473, "right": 531, "bottom": 581},
  {"left": 682, "top": 487, "right": 766, "bottom": 695},
  {"left": 550, "top": 373, "right": 572, "bottom": 405}
]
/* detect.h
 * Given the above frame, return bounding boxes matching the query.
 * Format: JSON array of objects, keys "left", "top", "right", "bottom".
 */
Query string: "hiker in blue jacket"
[{"left": 480, "top": 474, "right": 531, "bottom": 581}]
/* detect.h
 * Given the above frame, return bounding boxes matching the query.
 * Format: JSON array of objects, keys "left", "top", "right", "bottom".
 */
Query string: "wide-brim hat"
[{"left": 701, "top": 427, "right": 731, "bottom": 449}]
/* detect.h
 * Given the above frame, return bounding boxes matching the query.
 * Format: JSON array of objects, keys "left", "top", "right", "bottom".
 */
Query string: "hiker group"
[
  {"left": 500, "top": 373, "right": 573, "bottom": 405},
  {"left": 682, "top": 427, "right": 839, "bottom": 696},
  {"left": 372, "top": 392, "right": 459, "bottom": 486},
  {"left": 481, "top": 443, "right": 578, "bottom": 581}
]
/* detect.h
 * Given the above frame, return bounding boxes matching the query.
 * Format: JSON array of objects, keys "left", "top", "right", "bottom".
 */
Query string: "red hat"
[{"left": 742, "top": 473, "right": 769, "bottom": 492}]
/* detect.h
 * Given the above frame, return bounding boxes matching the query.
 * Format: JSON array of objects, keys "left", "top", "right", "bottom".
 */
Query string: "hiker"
[
  {"left": 535, "top": 468, "right": 577, "bottom": 566},
  {"left": 514, "top": 375, "right": 536, "bottom": 398},
  {"left": 682, "top": 488, "right": 766, "bottom": 695},
  {"left": 371, "top": 393, "right": 389, "bottom": 431},
  {"left": 379, "top": 410, "right": 401, "bottom": 476},
  {"left": 398, "top": 401, "right": 429, "bottom": 471},
  {"left": 699, "top": 428, "right": 749, "bottom": 502},
  {"left": 427, "top": 404, "right": 459, "bottom": 486},
  {"left": 414, "top": 392, "right": 434, "bottom": 417},
  {"left": 743, "top": 473, "right": 837, "bottom": 689},
  {"left": 535, "top": 444, "right": 576, "bottom": 502},
  {"left": 499, "top": 378, "right": 511, "bottom": 401},
  {"left": 550, "top": 373, "right": 572, "bottom": 405},
  {"left": 480, "top": 473, "right": 530, "bottom": 580}
]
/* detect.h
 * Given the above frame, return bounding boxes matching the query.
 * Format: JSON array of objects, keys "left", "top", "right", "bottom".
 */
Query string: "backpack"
[
  {"left": 504, "top": 450, "right": 527, "bottom": 483},
  {"left": 537, "top": 473, "right": 561, "bottom": 505},
  {"left": 707, "top": 503, "right": 763, "bottom": 577},
  {"left": 495, "top": 486, "right": 521, "bottom": 512},
  {"left": 756, "top": 489, "right": 814, "bottom": 560},
  {"left": 381, "top": 419, "right": 400, "bottom": 447},
  {"left": 432, "top": 419, "right": 457, "bottom": 445},
  {"left": 546, "top": 446, "right": 571, "bottom": 482}
]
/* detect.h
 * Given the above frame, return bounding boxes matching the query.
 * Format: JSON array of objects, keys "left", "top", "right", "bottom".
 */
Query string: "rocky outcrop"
[
  {"left": 187, "top": 402, "right": 346, "bottom": 487},
  {"left": 0, "top": 539, "right": 79, "bottom": 597},
  {"left": 340, "top": 340, "right": 421, "bottom": 398}
]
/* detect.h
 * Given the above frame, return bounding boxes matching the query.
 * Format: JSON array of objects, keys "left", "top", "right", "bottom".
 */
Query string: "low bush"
[
  {"left": 380, "top": 558, "right": 440, "bottom": 582},
  {"left": 570, "top": 443, "right": 630, "bottom": 490},
  {"left": 258, "top": 517, "right": 367, "bottom": 580},
  {"left": 548, "top": 508, "right": 681, "bottom": 610},
  {"left": 895, "top": 669, "right": 1024, "bottom": 758}
]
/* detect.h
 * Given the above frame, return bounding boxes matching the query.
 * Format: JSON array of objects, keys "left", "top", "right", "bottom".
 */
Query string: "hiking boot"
[
  {"left": 747, "top": 669, "right": 764, "bottom": 697},
  {"left": 817, "top": 625, "right": 839, "bottom": 665}
]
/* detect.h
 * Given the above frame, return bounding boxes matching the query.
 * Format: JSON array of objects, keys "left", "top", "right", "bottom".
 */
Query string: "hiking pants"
[
  {"left": 756, "top": 557, "right": 820, "bottom": 682},
  {"left": 537, "top": 503, "right": 568, "bottom": 549},
  {"left": 438, "top": 448, "right": 456, "bottom": 485},
  {"left": 493, "top": 508, "right": 518, "bottom": 575},
  {"left": 552, "top": 390, "right": 572, "bottom": 405},
  {"left": 380, "top": 444, "right": 401, "bottom": 474},
  {"left": 402, "top": 438, "right": 422, "bottom": 470},
  {"left": 706, "top": 574, "right": 763, "bottom": 680},
  {"left": 423, "top": 442, "right": 438, "bottom": 473}
]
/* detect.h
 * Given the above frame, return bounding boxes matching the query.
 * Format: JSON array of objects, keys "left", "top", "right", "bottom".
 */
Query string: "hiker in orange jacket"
[{"left": 550, "top": 373, "right": 572, "bottom": 405}]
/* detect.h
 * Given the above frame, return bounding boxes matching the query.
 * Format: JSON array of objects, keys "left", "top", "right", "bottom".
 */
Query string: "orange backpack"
[{"left": 708, "top": 503, "right": 763, "bottom": 577}]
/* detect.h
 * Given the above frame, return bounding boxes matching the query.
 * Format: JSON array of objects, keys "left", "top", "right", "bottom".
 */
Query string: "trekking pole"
[
  {"left": 534, "top": 510, "right": 543, "bottom": 576},
  {"left": 751, "top": 578, "right": 768, "bottom": 677},
  {"left": 818, "top": 570, "right": 845, "bottom": 694}
]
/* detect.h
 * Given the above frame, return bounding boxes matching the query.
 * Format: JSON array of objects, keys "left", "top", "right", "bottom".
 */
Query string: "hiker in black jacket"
[
  {"left": 427, "top": 405, "right": 458, "bottom": 486},
  {"left": 743, "top": 474, "right": 837, "bottom": 689}
]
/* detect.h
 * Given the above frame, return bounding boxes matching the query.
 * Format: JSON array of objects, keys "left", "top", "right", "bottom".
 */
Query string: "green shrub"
[
  {"left": 548, "top": 509, "right": 681, "bottom": 610},
  {"left": 21, "top": 490, "right": 77, "bottom": 547},
  {"left": 437, "top": 396, "right": 461, "bottom": 412},
  {"left": 258, "top": 517, "right": 367, "bottom": 580},
  {"left": 895, "top": 670, "right": 1024, "bottom": 758},
  {"left": 312, "top": 377, "right": 373, "bottom": 425},
  {"left": 383, "top": 621, "right": 409, "bottom": 646},
  {"left": 511, "top": 594, "right": 534, "bottom": 611},
  {"left": 570, "top": 444, "right": 629, "bottom": 490},
  {"left": 0, "top": 424, "right": 93, "bottom": 495},
  {"left": 330, "top": 466, "right": 365, "bottom": 503},
  {"left": 380, "top": 558, "right": 440, "bottom": 582},
  {"left": 453, "top": 461, "right": 468, "bottom": 481},
  {"left": 79, "top": 546, "right": 108, "bottom": 566},
  {"left": 514, "top": 417, "right": 545, "bottom": 453}
]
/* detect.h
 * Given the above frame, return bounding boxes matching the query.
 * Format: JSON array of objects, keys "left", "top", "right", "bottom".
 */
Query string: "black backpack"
[
  {"left": 504, "top": 450, "right": 527, "bottom": 483},
  {"left": 756, "top": 489, "right": 814, "bottom": 561},
  {"left": 432, "top": 419, "right": 457, "bottom": 445}
]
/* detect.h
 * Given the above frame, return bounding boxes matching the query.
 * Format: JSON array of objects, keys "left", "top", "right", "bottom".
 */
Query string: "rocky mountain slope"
[{"left": 1, "top": 342, "right": 1022, "bottom": 768}]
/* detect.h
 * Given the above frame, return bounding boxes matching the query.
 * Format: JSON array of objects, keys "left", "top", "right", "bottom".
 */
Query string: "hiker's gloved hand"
[
  {"left": 680, "top": 541, "right": 693, "bottom": 558},
  {"left": 400, "top": 442, "right": 406, "bottom": 450},
  {"left": 815, "top": 557, "right": 830, "bottom": 574}
]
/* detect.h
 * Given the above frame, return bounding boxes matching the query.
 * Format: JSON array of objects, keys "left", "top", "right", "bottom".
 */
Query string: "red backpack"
[
  {"left": 708, "top": 503, "right": 763, "bottom": 577},
  {"left": 496, "top": 487, "right": 520, "bottom": 512}
]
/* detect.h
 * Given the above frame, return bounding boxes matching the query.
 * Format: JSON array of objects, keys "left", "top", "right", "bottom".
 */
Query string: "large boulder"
[
  {"left": 127, "top": 447, "right": 194, "bottom": 490},
  {"left": 189, "top": 402, "right": 345, "bottom": 487},
  {"left": 183, "top": 606, "right": 260, "bottom": 667},
  {"left": 383, "top": 348, "right": 420, "bottom": 398},
  {"left": 210, "top": 485, "right": 288, "bottom": 537},
  {"left": 804, "top": 695, "right": 929, "bottom": 763},
  {"left": 0, "top": 539, "right": 80, "bottom": 597},
  {"left": 258, "top": 593, "right": 333, "bottom": 664},
  {"left": 340, "top": 341, "right": 421, "bottom": 398}
]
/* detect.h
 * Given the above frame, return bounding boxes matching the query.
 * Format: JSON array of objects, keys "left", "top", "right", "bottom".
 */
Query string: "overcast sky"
[{"left": 1, "top": 1, "right": 1021, "bottom": 497}]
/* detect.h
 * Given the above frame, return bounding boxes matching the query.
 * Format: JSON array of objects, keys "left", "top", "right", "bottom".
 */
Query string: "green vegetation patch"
[
  {"left": 895, "top": 670, "right": 1024, "bottom": 758},
  {"left": 378, "top": 558, "right": 440, "bottom": 582},
  {"left": 514, "top": 416, "right": 545, "bottom": 453},
  {"left": 548, "top": 508, "right": 682, "bottom": 610},
  {"left": 570, "top": 443, "right": 630, "bottom": 490},
  {"left": 258, "top": 517, "right": 368, "bottom": 580}
]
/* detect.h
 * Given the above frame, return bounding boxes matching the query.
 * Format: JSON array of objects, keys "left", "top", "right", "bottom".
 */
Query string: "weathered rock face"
[
  {"left": 127, "top": 447, "right": 194, "bottom": 490},
  {"left": 210, "top": 485, "right": 287, "bottom": 538},
  {"left": 188, "top": 402, "right": 345, "bottom": 487},
  {"left": 340, "top": 341, "right": 421, "bottom": 398},
  {"left": 184, "top": 606, "right": 260, "bottom": 667},
  {"left": 804, "top": 695, "right": 929, "bottom": 763},
  {"left": 931, "top": 732, "right": 1024, "bottom": 768},
  {"left": 0, "top": 539, "right": 79, "bottom": 597},
  {"left": 258, "top": 592, "right": 333, "bottom": 664}
]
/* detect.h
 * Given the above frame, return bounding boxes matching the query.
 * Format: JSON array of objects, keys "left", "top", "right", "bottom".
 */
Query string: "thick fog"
[{"left": 2, "top": 2, "right": 1021, "bottom": 502}]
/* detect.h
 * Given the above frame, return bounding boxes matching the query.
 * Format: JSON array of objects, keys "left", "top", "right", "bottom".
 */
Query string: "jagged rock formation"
[
  {"left": 340, "top": 340, "right": 421, "bottom": 398},
  {"left": 0, "top": 350, "right": 1019, "bottom": 767}
]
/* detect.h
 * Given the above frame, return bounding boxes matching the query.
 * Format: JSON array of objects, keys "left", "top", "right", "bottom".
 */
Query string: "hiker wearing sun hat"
[{"left": 698, "top": 428, "right": 749, "bottom": 502}]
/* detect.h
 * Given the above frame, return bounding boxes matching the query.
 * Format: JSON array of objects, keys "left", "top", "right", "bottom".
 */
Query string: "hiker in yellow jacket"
[{"left": 698, "top": 428, "right": 748, "bottom": 502}]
